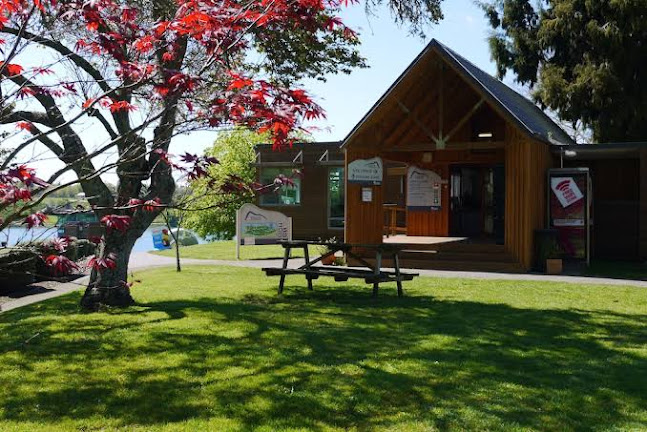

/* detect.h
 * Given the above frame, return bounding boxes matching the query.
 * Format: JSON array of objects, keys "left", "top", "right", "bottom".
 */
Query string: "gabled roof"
[{"left": 342, "top": 39, "right": 575, "bottom": 148}]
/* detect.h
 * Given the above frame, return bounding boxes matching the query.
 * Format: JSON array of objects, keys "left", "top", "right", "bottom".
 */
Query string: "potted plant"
[
  {"left": 546, "top": 243, "right": 563, "bottom": 275},
  {"left": 317, "top": 236, "right": 338, "bottom": 265}
]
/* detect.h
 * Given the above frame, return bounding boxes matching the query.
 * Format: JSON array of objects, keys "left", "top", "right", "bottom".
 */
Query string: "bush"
[
  {"left": 0, "top": 248, "right": 37, "bottom": 289},
  {"left": 20, "top": 238, "right": 96, "bottom": 279}
]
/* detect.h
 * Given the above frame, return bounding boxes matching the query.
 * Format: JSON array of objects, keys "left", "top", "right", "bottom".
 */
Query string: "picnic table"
[{"left": 262, "top": 241, "right": 418, "bottom": 297}]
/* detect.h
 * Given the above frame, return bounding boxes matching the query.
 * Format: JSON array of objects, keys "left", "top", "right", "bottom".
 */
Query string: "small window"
[
  {"left": 328, "top": 167, "right": 345, "bottom": 229},
  {"left": 259, "top": 168, "right": 301, "bottom": 206}
]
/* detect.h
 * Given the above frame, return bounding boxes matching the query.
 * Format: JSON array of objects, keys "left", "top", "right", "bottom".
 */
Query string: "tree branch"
[
  {"left": 1, "top": 70, "right": 113, "bottom": 207},
  {"left": 0, "top": 26, "right": 113, "bottom": 94},
  {"left": 0, "top": 110, "right": 56, "bottom": 128}
]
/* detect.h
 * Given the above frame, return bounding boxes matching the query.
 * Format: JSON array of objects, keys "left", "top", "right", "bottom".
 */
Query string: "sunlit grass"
[
  {"left": 151, "top": 240, "right": 306, "bottom": 261},
  {"left": 0, "top": 266, "right": 646, "bottom": 431}
]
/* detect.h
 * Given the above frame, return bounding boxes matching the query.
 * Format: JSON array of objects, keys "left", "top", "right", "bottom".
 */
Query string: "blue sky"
[
  {"left": 15, "top": 0, "right": 498, "bottom": 181},
  {"left": 171, "top": 0, "right": 496, "bottom": 156},
  {"left": 301, "top": 0, "right": 495, "bottom": 142}
]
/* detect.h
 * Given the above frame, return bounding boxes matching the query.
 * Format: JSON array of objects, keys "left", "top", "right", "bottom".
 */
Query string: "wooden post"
[
  {"left": 394, "top": 252, "right": 403, "bottom": 297},
  {"left": 278, "top": 246, "right": 289, "bottom": 295},
  {"left": 303, "top": 244, "right": 313, "bottom": 291},
  {"left": 372, "top": 250, "right": 381, "bottom": 297}
]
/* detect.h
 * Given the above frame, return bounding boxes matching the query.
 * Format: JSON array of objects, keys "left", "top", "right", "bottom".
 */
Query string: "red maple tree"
[
  {"left": 0, "top": 0, "right": 364, "bottom": 310},
  {"left": 0, "top": 0, "right": 444, "bottom": 310}
]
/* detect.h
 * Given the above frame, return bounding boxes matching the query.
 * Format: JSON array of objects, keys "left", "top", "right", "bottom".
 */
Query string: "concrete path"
[{"left": 2, "top": 252, "right": 646, "bottom": 313}]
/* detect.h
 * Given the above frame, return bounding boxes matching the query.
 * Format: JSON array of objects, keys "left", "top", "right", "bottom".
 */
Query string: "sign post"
[
  {"left": 236, "top": 204, "right": 292, "bottom": 259},
  {"left": 547, "top": 168, "right": 592, "bottom": 265}
]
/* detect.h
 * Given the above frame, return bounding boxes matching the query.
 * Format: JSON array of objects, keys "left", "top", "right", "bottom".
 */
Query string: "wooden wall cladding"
[
  {"left": 504, "top": 125, "right": 552, "bottom": 269},
  {"left": 406, "top": 163, "right": 450, "bottom": 236},
  {"left": 345, "top": 150, "right": 384, "bottom": 245}
]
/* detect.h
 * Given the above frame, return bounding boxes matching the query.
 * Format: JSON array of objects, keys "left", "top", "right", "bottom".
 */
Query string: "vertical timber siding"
[
  {"left": 406, "top": 164, "right": 450, "bottom": 236},
  {"left": 504, "top": 125, "right": 552, "bottom": 269},
  {"left": 345, "top": 149, "right": 384, "bottom": 245}
]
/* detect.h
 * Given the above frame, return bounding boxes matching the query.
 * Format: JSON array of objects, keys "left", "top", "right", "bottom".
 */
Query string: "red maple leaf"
[
  {"left": 101, "top": 214, "right": 131, "bottom": 233},
  {"left": 23, "top": 212, "right": 48, "bottom": 228},
  {"left": 45, "top": 255, "right": 80, "bottom": 276},
  {"left": 88, "top": 253, "right": 118, "bottom": 272}
]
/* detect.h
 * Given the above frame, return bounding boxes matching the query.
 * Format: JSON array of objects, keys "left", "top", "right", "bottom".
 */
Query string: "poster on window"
[
  {"left": 407, "top": 166, "right": 442, "bottom": 211},
  {"left": 548, "top": 169, "right": 591, "bottom": 262},
  {"left": 348, "top": 157, "right": 383, "bottom": 185}
]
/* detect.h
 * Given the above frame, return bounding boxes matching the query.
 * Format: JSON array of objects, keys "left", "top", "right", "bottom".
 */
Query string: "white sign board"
[
  {"left": 348, "top": 157, "right": 383, "bottom": 185},
  {"left": 407, "top": 166, "right": 442, "bottom": 211},
  {"left": 551, "top": 177, "right": 584, "bottom": 208},
  {"left": 236, "top": 204, "right": 292, "bottom": 259}
]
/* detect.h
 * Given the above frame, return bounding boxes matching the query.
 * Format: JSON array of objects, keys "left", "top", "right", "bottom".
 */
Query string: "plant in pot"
[
  {"left": 546, "top": 243, "right": 563, "bottom": 275},
  {"left": 317, "top": 236, "right": 338, "bottom": 265}
]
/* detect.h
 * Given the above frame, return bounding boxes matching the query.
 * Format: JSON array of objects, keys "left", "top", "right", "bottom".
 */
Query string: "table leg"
[
  {"left": 373, "top": 251, "right": 381, "bottom": 297},
  {"left": 394, "top": 252, "right": 403, "bottom": 297},
  {"left": 278, "top": 247, "right": 290, "bottom": 295},
  {"left": 303, "top": 245, "right": 313, "bottom": 291}
]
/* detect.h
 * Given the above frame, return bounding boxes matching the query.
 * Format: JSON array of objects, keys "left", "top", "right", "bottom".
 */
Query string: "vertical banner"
[
  {"left": 548, "top": 168, "right": 591, "bottom": 264},
  {"left": 407, "top": 166, "right": 443, "bottom": 211}
]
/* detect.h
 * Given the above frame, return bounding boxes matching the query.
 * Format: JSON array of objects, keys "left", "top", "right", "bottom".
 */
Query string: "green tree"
[
  {"left": 184, "top": 129, "right": 263, "bottom": 240},
  {"left": 480, "top": 0, "right": 647, "bottom": 142}
]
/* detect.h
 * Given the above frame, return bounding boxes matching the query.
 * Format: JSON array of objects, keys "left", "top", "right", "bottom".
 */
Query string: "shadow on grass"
[{"left": 1, "top": 286, "right": 646, "bottom": 430}]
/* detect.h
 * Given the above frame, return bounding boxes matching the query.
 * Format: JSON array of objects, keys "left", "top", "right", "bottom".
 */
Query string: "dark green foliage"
[
  {"left": 184, "top": 129, "right": 261, "bottom": 240},
  {"left": 0, "top": 248, "right": 36, "bottom": 288},
  {"left": 480, "top": 0, "right": 647, "bottom": 142},
  {"left": 369, "top": 0, "right": 445, "bottom": 36}
]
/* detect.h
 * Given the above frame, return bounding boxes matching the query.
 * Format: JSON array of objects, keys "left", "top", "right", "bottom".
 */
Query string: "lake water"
[{"left": 0, "top": 225, "right": 204, "bottom": 252}]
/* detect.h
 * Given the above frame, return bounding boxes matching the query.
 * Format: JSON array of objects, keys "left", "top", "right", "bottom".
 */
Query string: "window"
[
  {"left": 328, "top": 167, "right": 345, "bottom": 229},
  {"left": 259, "top": 168, "right": 301, "bottom": 206}
]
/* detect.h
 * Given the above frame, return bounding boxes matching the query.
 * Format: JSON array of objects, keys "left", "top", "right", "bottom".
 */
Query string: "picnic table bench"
[{"left": 262, "top": 241, "right": 418, "bottom": 297}]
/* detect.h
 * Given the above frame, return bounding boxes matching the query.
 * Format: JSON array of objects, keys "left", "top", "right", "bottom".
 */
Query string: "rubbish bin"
[{"left": 534, "top": 229, "right": 559, "bottom": 272}]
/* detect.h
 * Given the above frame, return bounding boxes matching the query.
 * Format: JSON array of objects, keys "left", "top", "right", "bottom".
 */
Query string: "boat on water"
[{"left": 45, "top": 204, "right": 101, "bottom": 239}]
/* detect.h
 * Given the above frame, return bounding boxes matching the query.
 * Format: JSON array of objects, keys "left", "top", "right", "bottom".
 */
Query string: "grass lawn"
[
  {"left": 1, "top": 267, "right": 646, "bottom": 431},
  {"left": 152, "top": 240, "right": 305, "bottom": 260}
]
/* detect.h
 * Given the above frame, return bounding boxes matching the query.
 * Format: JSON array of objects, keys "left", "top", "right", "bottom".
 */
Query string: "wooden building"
[
  {"left": 343, "top": 39, "right": 578, "bottom": 272},
  {"left": 254, "top": 141, "right": 344, "bottom": 240},
  {"left": 558, "top": 143, "right": 647, "bottom": 262},
  {"left": 257, "top": 40, "right": 647, "bottom": 272}
]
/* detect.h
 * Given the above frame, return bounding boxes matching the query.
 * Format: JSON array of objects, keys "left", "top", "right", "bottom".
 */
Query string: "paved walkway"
[{"left": 2, "top": 252, "right": 646, "bottom": 313}]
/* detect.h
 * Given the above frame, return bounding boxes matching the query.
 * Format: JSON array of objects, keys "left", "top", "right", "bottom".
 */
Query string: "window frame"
[
  {"left": 327, "top": 166, "right": 345, "bottom": 230},
  {"left": 258, "top": 167, "right": 302, "bottom": 207}
]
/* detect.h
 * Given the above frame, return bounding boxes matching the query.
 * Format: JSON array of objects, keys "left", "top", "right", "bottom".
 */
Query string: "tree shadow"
[{"left": 0, "top": 285, "right": 646, "bottom": 430}]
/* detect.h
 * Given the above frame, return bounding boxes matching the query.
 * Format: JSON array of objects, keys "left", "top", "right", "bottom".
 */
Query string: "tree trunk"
[{"left": 80, "top": 229, "right": 140, "bottom": 311}]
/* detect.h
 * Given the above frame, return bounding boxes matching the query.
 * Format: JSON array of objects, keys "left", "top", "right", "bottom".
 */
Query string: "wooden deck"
[{"left": 352, "top": 236, "right": 526, "bottom": 273}]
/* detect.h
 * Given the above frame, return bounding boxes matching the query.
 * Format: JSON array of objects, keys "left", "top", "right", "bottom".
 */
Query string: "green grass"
[
  {"left": 1, "top": 267, "right": 646, "bottom": 431},
  {"left": 152, "top": 240, "right": 306, "bottom": 260}
]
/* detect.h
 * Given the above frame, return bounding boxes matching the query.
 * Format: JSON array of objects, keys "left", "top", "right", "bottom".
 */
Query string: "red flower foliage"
[
  {"left": 49, "top": 236, "right": 70, "bottom": 253},
  {"left": 45, "top": 255, "right": 79, "bottom": 276},
  {"left": 23, "top": 212, "right": 48, "bottom": 228},
  {"left": 100, "top": 214, "right": 131, "bottom": 233},
  {"left": 143, "top": 198, "right": 161, "bottom": 212},
  {"left": 88, "top": 253, "right": 117, "bottom": 272}
]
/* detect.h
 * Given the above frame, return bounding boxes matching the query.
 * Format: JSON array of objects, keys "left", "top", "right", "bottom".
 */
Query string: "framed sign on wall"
[
  {"left": 348, "top": 157, "right": 383, "bottom": 185},
  {"left": 407, "top": 166, "right": 443, "bottom": 211}
]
